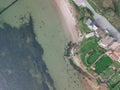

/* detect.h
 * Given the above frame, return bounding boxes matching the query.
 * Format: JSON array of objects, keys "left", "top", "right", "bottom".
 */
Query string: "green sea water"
[{"left": 0, "top": 0, "right": 85, "bottom": 90}]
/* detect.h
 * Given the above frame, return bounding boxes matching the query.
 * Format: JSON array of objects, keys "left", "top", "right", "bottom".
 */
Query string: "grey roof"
[{"left": 86, "top": 19, "right": 93, "bottom": 26}]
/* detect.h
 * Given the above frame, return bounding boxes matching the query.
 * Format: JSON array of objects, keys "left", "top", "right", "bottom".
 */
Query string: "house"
[
  {"left": 106, "top": 46, "right": 120, "bottom": 62},
  {"left": 85, "top": 32, "right": 94, "bottom": 38},
  {"left": 98, "top": 36, "right": 114, "bottom": 49},
  {"left": 109, "top": 42, "right": 120, "bottom": 50},
  {"left": 95, "top": 28, "right": 106, "bottom": 38},
  {"left": 73, "top": 0, "right": 86, "bottom": 6},
  {"left": 86, "top": 19, "right": 98, "bottom": 31}
]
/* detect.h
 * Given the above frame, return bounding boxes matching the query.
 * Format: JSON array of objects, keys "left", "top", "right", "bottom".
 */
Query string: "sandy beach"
[
  {"left": 52, "top": 0, "right": 79, "bottom": 43},
  {"left": 51, "top": 0, "right": 108, "bottom": 90}
]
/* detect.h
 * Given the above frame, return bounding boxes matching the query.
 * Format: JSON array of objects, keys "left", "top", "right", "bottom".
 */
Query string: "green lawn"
[
  {"left": 107, "top": 71, "right": 120, "bottom": 89},
  {"left": 112, "top": 82, "right": 120, "bottom": 90},
  {"left": 80, "top": 36, "right": 105, "bottom": 67},
  {"left": 80, "top": 22, "right": 92, "bottom": 34},
  {"left": 101, "top": 67, "right": 113, "bottom": 79},
  {"left": 95, "top": 56, "right": 113, "bottom": 74},
  {"left": 113, "top": 61, "right": 120, "bottom": 68}
]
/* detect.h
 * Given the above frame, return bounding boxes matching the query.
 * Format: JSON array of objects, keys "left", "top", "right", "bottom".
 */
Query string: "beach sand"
[
  {"left": 52, "top": 0, "right": 79, "bottom": 43},
  {"left": 51, "top": 0, "right": 108, "bottom": 90}
]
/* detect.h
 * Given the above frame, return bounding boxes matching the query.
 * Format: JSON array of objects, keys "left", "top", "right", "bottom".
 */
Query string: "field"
[
  {"left": 80, "top": 36, "right": 105, "bottom": 67},
  {"left": 89, "top": 0, "right": 120, "bottom": 32},
  {"left": 100, "top": 67, "right": 113, "bottom": 79},
  {"left": 112, "top": 82, "right": 120, "bottom": 90},
  {"left": 113, "top": 61, "right": 120, "bottom": 68},
  {"left": 107, "top": 71, "right": 120, "bottom": 89},
  {"left": 95, "top": 55, "right": 112, "bottom": 74}
]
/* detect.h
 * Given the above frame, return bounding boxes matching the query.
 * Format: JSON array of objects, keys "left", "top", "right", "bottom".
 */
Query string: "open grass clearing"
[
  {"left": 100, "top": 67, "right": 114, "bottom": 79},
  {"left": 95, "top": 55, "right": 112, "bottom": 74},
  {"left": 113, "top": 61, "right": 120, "bottom": 69},
  {"left": 112, "top": 82, "right": 120, "bottom": 90},
  {"left": 107, "top": 71, "right": 120, "bottom": 89}
]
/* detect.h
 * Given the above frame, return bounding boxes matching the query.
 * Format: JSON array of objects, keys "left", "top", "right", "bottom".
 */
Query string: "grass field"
[
  {"left": 107, "top": 71, "right": 120, "bottom": 89},
  {"left": 112, "top": 82, "right": 120, "bottom": 90},
  {"left": 80, "top": 36, "right": 105, "bottom": 67},
  {"left": 79, "top": 22, "right": 91, "bottom": 34},
  {"left": 95, "top": 55, "right": 112, "bottom": 74},
  {"left": 113, "top": 61, "right": 120, "bottom": 68},
  {"left": 101, "top": 67, "right": 113, "bottom": 79}
]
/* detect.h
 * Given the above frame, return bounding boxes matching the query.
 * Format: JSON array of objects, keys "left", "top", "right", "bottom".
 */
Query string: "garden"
[
  {"left": 80, "top": 36, "right": 105, "bottom": 67},
  {"left": 95, "top": 55, "right": 113, "bottom": 74},
  {"left": 107, "top": 71, "right": 120, "bottom": 89}
]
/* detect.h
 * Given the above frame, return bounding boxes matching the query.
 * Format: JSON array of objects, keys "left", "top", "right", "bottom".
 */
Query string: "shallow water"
[{"left": 0, "top": 0, "right": 85, "bottom": 90}]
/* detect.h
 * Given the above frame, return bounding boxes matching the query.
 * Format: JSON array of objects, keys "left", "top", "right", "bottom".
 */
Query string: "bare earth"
[{"left": 52, "top": 0, "right": 108, "bottom": 90}]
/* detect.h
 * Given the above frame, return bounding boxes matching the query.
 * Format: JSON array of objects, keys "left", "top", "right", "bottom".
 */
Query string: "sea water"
[{"left": 0, "top": 0, "right": 85, "bottom": 90}]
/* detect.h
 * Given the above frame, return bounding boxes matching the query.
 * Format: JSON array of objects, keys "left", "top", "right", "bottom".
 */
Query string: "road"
[{"left": 74, "top": 0, "right": 120, "bottom": 42}]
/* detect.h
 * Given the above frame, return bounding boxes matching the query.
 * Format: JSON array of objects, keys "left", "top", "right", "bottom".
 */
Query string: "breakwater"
[{"left": 0, "top": 0, "right": 18, "bottom": 14}]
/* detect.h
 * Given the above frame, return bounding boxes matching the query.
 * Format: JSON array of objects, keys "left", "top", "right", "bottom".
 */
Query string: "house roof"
[
  {"left": 86, "top": 19, "right": 98, "bottom": 31},
  {"left": 109, "top": 42, "right": 120, "bottom": 50},
  {"left": 100, "top": 36, "right": 114, "bottom": 47}
]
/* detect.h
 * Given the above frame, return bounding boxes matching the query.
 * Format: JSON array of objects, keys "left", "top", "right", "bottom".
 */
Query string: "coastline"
[
  {"left": 51, "top": 0, "right": 95, "bottom": 90},
  {"left": 51, "top": 0, "right": 108, "bottom": 90},
  {"left": 51, "top": 0, "right": 79, "bottom": 43}
]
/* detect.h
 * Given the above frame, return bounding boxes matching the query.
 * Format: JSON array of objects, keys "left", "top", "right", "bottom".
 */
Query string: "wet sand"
[{"left": 52, "top": 0, "right": 79, "bottom": 43}]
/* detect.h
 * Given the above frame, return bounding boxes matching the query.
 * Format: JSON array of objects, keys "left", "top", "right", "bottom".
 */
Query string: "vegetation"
[
  {"left": 80, "top": 36, "right": 105, "bottom": 67},
  {"left": 75, "top": 6, "right": 94, "bottom": 34},
  {"left": 107, "top": 71, "right": 120, "bottom": 89},
  {"left": 87, "top": 0, "right": 97, "bottom": 11},
  {"left": 79, "top": 22, "right": 91, "bottom": 34},
  {"left": 112, "top": 82, "right": 120, "bottom": 90},
  {"left": 70, "top": 1, "right": 120, "bottom": 90},
  {"left": 113, "top": 61, "right": 120, "bottom": 68},
  {"left": 69, "top": 0, "right": 74, "bottom": 5},
  {"left": 113, "top": 1, "right": 120, "bottom": 17},
  {"left": 95, "top": 55, "right": 113, "bottom": 74},
  {"left": 100, "top": 67, "right": 113, "bottom": 79}
]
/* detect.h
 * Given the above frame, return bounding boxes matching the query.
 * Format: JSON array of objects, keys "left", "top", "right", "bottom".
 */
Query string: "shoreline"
[
  {"left": 51, "top": 0, "right": 98, "bottom": 90},
  {"left": 51, "top": 0, "right": 79, "bottom": 43},
  {"left": 51, "top": 0, "right": 109, "bottom": 90}
]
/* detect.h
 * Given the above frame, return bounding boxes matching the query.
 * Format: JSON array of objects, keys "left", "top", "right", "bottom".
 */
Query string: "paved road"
[{"left": 74, "top": 0, "right": 120, "bottom": 42}]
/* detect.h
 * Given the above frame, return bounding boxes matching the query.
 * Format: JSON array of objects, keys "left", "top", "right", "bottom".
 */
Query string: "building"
[
  {"left": 109, "top": 42, "right": 120, "bottom": 50},
  {"left": 106, "top": 46, "right": 120, "bottom": 62},
  {"left": 73, "top": 0, "right": 86, "bottom": 6},
  {"left": 86, "top": 19, "right": 108, "bottom": 38},
  {"left": 86, "top": 19, "right": 98, "bottom": 31},
  {"left": 85, "top": 32, "right": 94, "bottom": 38},
  {"left": 98, "top": 36, "right": 114, "bottom": 49},
  {"left": 95, "top": 28, "right": 106, "bottom": 38}
]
